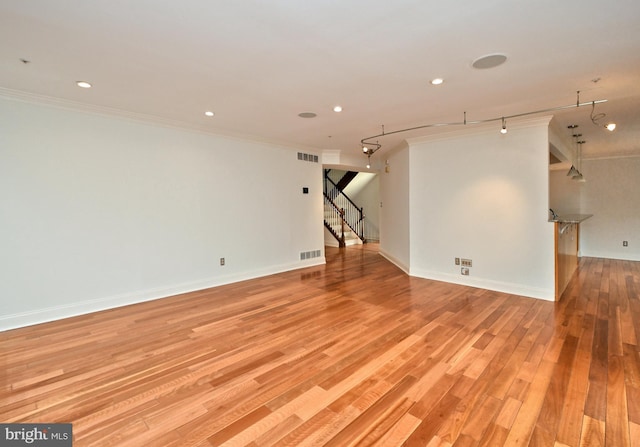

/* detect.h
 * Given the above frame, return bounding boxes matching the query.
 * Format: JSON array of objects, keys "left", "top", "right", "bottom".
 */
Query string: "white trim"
[
  {"left": 406, "top": 115, "right": 553, "bottom": 146},
  {"left": 582, "top": 154, "right": 640, "bottom": 161},
  {"left": 579, "top": 252, "right": 640, "bottom": 262},
  {"left": 0, "top": 87, "right": 319, "bottom": 154},
  {"left": 0, "top": 259, "right": 325, "bottom": 332},
  {"left": 379, "top": 249, "right": 409, "bottom": 274},
  {"left": 409, "top": 269, "right": 555, "bottom": 301}
]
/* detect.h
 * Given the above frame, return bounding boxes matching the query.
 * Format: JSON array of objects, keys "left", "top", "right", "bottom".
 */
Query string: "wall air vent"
[
  {"left": 297, "top": 152, "right": 319, "bottom": 163},
  {"left": 300, "top": 249, "right": 322, "bottom": 260}
]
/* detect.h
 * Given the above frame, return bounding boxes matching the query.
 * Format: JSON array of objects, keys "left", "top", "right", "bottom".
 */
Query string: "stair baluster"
[{"left": 323, "top": 170, "right": 366, "bottom": 246}]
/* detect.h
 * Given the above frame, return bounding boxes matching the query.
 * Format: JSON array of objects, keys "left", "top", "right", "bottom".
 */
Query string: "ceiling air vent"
[{"left": 297, "top": 152, "right": 318, "bottom": 163}]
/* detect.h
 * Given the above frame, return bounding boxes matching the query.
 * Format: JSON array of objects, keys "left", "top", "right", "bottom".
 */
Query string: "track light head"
[
  {"left": 605, "top": 123, "right": 616, "bottom": 131},
  {"left": 500, "top": 117, "right": 507, "bottom": 134}
]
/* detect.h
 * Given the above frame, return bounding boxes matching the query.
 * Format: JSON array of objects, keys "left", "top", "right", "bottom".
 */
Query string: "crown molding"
[
  {"left": 0, "top": 87, "right": 320, "bottom": 154},
  {"left": 582, "top": 153, "right": 640, "bottom": 161},
  {"left": 406, "top": 115, "right": 553, "bottom": 146}
]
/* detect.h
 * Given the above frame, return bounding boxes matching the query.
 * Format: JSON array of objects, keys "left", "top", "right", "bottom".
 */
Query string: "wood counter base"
[{"left": 555, "top": 221, "right": 580, "bottom": 300}]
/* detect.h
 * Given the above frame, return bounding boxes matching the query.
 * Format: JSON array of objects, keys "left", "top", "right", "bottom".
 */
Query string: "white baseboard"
[
  {"left": 579, "top": 250, "right": 640, "bottom": 262},
  {"left": 409, "top": 268, "right": 555, "bottom": 301},
  {"left": 378, "top": 250, "right": 410, "bottom": 274},
  {"left": 0, "top": 258, "right": 325, "bottom": 332}
]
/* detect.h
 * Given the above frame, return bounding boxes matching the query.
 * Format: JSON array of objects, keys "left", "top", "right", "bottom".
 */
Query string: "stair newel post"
[
  {"left": 359, "top": 207, "right": 364, "bottom": 240},
  {"left": 340, "top": 208, "right": 346, "bottom": 246},
  {"left": 323, "top": 171, "right": 328, "bottom": 198}
]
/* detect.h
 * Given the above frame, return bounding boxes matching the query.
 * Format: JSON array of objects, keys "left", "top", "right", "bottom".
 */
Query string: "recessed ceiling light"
[
  {"left": 430, "top": 78, "right": 444, "bottom": 85},
  {"left": 205, "top": 111, "right": 214, "bottom": 117},
  {"left": 298, "top": 112, "right": 317, "bottom": 118},
  {"left": 76, "top": 81, "right": 92, "bottom": 88},
  {"left": 333, "top": 105, "right": 343, "bottom": 113},
  {"left": 471, "top": 53, "right": 507, "bottom": 69}
]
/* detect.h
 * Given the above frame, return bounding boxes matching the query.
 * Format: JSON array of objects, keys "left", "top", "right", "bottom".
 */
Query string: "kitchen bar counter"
[
  {"left": 553, "top": 214, "right": 592, "bottom": 300},
  {"left": 550, "top": 214, "right": 593, "bottom": 224}
]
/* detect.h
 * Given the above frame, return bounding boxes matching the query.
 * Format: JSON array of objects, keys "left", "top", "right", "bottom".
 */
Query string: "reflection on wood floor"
[{"left": 2, "top": 244, "right": 639, "bottom": 446}]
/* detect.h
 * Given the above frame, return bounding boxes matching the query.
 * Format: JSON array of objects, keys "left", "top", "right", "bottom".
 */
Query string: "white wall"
[
  {"left": 579, "top": 157, "right": 640, "bottom": 261},
  {"left": 379, "top": 145, "right": 410, "bottom": 272},
  {"left": 407, "top": 118, "right": 556, "bottom": 300},
  {"left": 345, "top": 173, "right": 380, "bottom": 242},
  {"left": 549, "top": 167, "right": 583, "bottom": 215},
  {"left": 0, "top": 97, "right": 324, "bottom": 331}
]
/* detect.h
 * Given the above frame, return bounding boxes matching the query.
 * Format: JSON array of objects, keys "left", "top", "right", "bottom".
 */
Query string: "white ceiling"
[{"left": 1, "top": 0, "right": 639, "bottom": 161}]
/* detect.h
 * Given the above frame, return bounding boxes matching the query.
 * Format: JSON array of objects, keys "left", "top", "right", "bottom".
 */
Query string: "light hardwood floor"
[{"left": 2, "top": 245, "right": 640, "bottom": 446}]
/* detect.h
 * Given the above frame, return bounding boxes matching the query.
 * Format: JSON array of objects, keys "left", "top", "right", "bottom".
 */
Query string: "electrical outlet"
[
  {"left": 461, "top": 267, "right": 469, "bottom": 276},
  {"left": 220, "top": 257, "right": 225, "bottom": 266},
  {"left": 623, "top": 241, "right": 628, "bottom": 247},
  {"left": 455, "top": 257, "right": 460, "bottom": 265}
]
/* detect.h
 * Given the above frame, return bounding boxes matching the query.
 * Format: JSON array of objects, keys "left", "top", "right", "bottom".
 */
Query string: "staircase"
[
  {"left": 324, "top": 169, "right": 366, "bottom": 247},
  {"left": 324, "top": 203, "right": 362, "bottom": 246}
]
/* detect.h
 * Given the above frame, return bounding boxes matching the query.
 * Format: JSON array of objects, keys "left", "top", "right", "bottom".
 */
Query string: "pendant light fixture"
[
  {"left": 566, "top": 124, "right": 586, "bottom": 181},
  {"left": 573, "top": 140, "right": 586, "bottom": 182}
]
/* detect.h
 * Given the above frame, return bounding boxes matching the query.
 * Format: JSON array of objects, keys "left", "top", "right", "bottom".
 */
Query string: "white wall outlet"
[
  {"left": 461, "top": 267, "right": 469, "bottom": 275},
  {"left": 220, "top": 257, "right": 225, "bottom": 266}
]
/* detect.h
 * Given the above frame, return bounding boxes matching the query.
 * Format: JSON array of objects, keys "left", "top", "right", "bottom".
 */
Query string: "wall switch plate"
[
  {"left": 623, "top": 241, "right": 628, "bottom": 247},
  {"left": 461, "top": 267, "right": 469, "bottom": 276},
  {"left": 220, "top": 257, "right": 225, "bottom": 266},
  {"left": 455, "top": 257, "right": 460, "bottom": 265},
  {"left": 461, "top": 259, "right": 472, "bottom": 267}
]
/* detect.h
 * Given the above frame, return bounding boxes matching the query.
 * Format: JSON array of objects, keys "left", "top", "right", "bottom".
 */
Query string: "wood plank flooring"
[{"left": 1, "top": 245, "right": 640, "bottom": 446}]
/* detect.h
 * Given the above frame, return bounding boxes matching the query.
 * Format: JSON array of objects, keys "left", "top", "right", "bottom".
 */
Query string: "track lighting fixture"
[
  {"left": 360, "top": 91, "right": 607, "bottom": 151},
  {"left": 361, "top": 132, "right": 382, "bottom": 167},
  {"left": 362, "top": 146, "right": 378, "bottom": 156},
  {"left": 363, "top": 147, "right": 376, "bottom": 168},
  {"left": 590, "top": 101, "right": 616, "bottom": 131}
]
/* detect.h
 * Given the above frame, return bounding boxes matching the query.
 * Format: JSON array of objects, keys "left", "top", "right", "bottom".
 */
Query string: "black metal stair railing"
[
  {"left": 323, "top": 172, "right": 366, "bottom": 244},
  {"left": 323, "top": 194, "right": 346, "bottom": 247}
]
